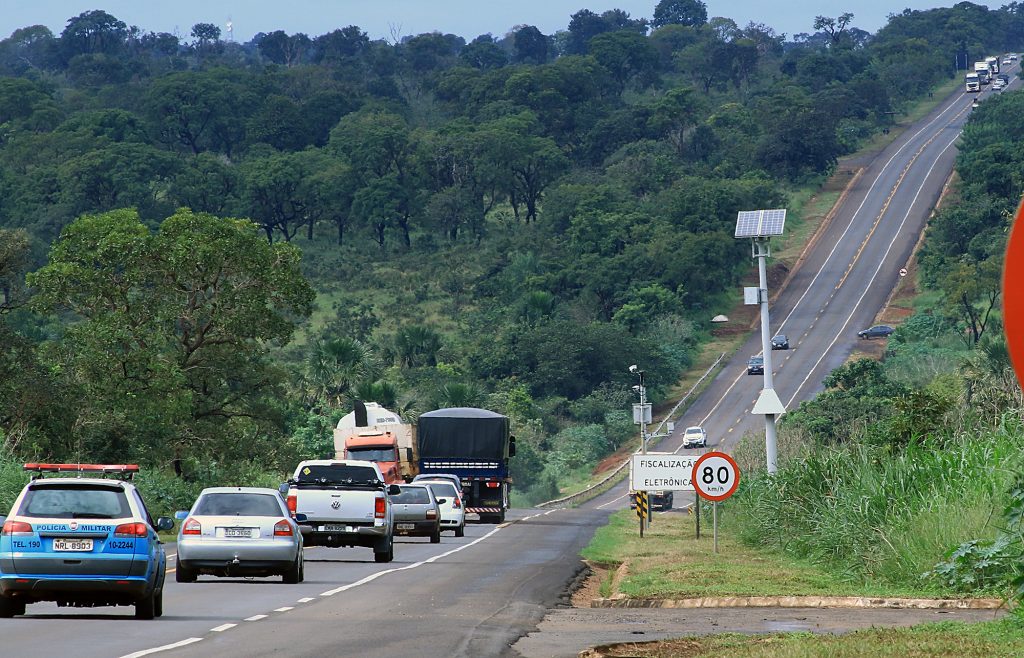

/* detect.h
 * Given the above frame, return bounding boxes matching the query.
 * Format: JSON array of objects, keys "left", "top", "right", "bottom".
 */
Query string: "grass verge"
[
  {"left": 591, "top": 618, "right": 1024, "bottom": 657},
  {"left": 581, "top": 508, "right": 961, "bottom": 600}
]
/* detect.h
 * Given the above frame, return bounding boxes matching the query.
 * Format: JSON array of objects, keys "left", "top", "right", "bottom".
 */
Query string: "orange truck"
[{"left": 333, "top": 402, "right": 418, "bottom": 484}]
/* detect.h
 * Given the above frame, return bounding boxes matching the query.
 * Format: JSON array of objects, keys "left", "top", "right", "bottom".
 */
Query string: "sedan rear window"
[
  {"left": 20, "top": 485, "right": 131, "bottom": 519},
  {"left": 392, "top": 487, "right": 431, "bottom": 504},
  {"left": 425, "top": 483, "right": 458, "bottom": 499},
  {"left": 194, "top": 493, "right": 283, "bottom": 517}
]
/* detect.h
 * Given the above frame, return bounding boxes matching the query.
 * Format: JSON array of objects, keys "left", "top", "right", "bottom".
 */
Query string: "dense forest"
[{"left": 0, "top": 0, "right": 1020, "bottom": 505}]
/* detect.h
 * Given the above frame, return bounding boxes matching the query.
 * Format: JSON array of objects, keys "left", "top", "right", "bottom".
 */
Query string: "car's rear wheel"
[
  {"left": 455, "top": 523, "right": 465, "bottom": 538},
  {"left": 283, "top": 553, "right": 302, "bottom": 584},
  {"left": 154, "top": 589, "right": 164, "bottom": 617},
  {"left": 135, "top": 589, "right": 157, "bottom": 620},
  {"left": 0, "top": 596, "right": 25, "bottom": 617},
  {"left": 175, "top": 564, "right": 197, "bottom": 583},
  {"left": 430, "top": 528, "right": 441, "bottom": 543}
]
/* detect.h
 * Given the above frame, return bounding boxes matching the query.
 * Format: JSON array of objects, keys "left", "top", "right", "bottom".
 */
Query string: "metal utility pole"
[{"left": 736, "top": 210, "right": 788, "bottom": 475}]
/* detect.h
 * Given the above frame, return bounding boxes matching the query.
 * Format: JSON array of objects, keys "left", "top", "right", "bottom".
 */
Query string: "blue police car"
[{"left": 0, "top": 464, "right": 174, "bottom": 618}]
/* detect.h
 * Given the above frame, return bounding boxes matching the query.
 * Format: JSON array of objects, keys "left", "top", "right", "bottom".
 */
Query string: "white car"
[
  {"left": 682, "top": 426, "right": 707, "bottom": 449},
  {"left": 415, "top": 480, "right": 466, "bottom": 537}
]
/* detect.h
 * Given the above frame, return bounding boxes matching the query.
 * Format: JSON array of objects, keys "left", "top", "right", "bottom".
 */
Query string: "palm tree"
[
  {"left": 394, "top": 325, "right": 442, "bottom": 367},
  {"left": 305, "top": 337, "right": 376, "bottom": 407},
  {"left": 430, "top": 382, "right": 484, "bottom": 409}
]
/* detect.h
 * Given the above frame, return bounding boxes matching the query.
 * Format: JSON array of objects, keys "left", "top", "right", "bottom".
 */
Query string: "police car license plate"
[
  {"left": 397, "top": 523, "right": 414, "bottom": 530},
  {"left": 53, "top": 538, "right": 93, "bottom": 551},
  {"left": 224, "top": 527, "right": 252, "bottom": 538}
]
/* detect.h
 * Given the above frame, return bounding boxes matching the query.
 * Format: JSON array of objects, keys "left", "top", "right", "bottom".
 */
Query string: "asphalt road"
[
  {"left": 584, "top": 66, "right": 1016, "bottom": 513},
  {"left": 2, "top": 508, "right": 608, "bottom": 657}
]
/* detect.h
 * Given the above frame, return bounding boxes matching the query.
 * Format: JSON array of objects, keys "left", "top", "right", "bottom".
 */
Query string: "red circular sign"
[
  {"left": 691, "top": 451, "right": 741, "bottom": 502},
  {"left": 1005, "top": 199, "right": 1024, "bottom": 386}
]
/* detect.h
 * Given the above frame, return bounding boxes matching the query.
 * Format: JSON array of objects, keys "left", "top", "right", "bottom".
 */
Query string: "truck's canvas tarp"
[{"left": 418, "top": 408, "right": 510, "bottom": 460}]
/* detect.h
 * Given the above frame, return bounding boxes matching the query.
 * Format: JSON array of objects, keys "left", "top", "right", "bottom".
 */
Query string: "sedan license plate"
[
  {"left": 397, "top": 523, "right": 415, "bottom": 530},
  {"left": 224, "top": 527, "right": 253, "bottom": 539},
  {"left": 53, "top": 538, "right": 93, "bottom": 552}
]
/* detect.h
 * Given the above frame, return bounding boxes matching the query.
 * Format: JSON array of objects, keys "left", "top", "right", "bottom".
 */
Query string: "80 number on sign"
[{"left": 691, "top": 452, "right": 741, "bottom": 502}]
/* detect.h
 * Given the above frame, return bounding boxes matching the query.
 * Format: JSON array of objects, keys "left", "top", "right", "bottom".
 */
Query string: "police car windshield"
[
  {"left": 20, "top": 484, "right": 131, "bottom": 519},
  {"left": 194, "top": 493, "right": 283, "bottom": 517}
]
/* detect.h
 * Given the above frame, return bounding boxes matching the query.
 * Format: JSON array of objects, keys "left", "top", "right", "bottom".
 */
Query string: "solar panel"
[{"left": 735, "top": 209, "right": 787, "bottom": 238}]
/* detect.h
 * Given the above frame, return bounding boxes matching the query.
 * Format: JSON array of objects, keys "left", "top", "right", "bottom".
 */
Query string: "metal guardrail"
[{"left": 536, "top": 352, "right": 727, "bottom": 509}]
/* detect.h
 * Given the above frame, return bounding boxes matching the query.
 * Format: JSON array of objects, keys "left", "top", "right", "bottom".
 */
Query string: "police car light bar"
[{"left": 23, "top": 463, "right": 140, "bottom": 479}]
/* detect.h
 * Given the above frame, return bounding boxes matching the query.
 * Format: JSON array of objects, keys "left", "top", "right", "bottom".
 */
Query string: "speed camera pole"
[
  {"left": 630, "top": 365, "right": 651, "bottom": 533},
  {"left": 735, "top": 210, "right": 788, "bottom": 475}
]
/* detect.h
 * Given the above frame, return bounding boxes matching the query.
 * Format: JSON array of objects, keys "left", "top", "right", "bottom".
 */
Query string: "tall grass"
[{"left": 731, "top": 421, "right": 1024, "bottom": 590}]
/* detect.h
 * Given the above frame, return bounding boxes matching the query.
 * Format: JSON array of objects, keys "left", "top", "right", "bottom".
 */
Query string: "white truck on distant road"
[
  {"left": 965, "top": 72, "right": 980, "bottom": 92},
  {"left": 282, "top": 460, "right": 400, "bottom": 563},
  {"left": 974, "top": 61, "right": 991, "bottom": 84}
]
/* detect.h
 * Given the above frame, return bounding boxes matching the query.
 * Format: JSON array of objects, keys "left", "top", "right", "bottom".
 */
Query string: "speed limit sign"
[{"left": 691, "top": 451, "right": 741, "bottom": 502}]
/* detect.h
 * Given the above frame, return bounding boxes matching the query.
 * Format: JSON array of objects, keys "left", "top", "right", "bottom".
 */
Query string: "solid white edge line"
[
  {"left": 119, "top": 638, "right": 203, "bottom": 658},
  {"left": 210, "top": 624, "right": 236, "bottom": 632},
  {"left": 320, "top": 522, "right": 509, "bottom": 597},
  {"left": 597, "top": 494, "right": 627, "bottom": 509},
  {"left": 244, "top": 614, "right": 268, "bottom": 621}
]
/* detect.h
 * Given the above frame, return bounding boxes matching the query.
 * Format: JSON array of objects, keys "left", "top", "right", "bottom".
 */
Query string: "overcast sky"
[{"left": 4, "top": 1, "right": 989, "bottom": 43}]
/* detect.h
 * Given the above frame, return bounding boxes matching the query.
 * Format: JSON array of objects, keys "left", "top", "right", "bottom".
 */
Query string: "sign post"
[
  {"left": 630, "top": 452, "right": 696, "bottom": 538},
  {"left": 634, "top": 491, "right": 648, "bottom": 537},
  {"left": 691, "top": 452, "right": 741, "bottom": 554}
]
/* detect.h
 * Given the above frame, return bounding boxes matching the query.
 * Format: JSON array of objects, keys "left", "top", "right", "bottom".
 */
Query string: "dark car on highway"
[
  {"left": 746, "top": 356, "right": 764, "bottom": 375},
  {"left": 390, "top": 484, "right": 442, "bottom": 543},
  {"left": 770, "top": 335, "right": 789, "bottom": 350},
  {"left": 857, "top": 325, "right": 895, "bottom": 339},
  {"left": 629, "top": 491, "right": 674, "bottom": 512}
]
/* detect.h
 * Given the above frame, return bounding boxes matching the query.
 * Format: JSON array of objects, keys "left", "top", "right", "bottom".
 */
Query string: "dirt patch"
[
  {"left": 573, "top": 562, "right": 615, "bottom": 607},
  {"left": 581, "top": 638, "right": 706, "bottom": 658}
]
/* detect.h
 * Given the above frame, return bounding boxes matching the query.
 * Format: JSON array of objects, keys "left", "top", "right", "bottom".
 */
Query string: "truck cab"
[
  {"left": 966, "top": 72, "right": 981, "bottom": 92},
  {"left": 334, "top": 402, "right": 418, "bottom": 483},
  {"left": 343, "top": 431, "right": 402, "bottom": 483}
]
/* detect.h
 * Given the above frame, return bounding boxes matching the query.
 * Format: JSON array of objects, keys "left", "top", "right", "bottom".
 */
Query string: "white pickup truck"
[{"left": 283, "top": 460, "right": 399, "bottom": 563}]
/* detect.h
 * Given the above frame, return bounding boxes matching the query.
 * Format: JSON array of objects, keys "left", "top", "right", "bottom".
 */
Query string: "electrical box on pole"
[{"left": 632, "top": 404, "right": 651, "bottom": 424}]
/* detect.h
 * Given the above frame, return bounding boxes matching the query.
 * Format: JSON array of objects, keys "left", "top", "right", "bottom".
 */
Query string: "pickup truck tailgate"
[{"left": 295, "top": 489, "right": 377, "bottom": 523}]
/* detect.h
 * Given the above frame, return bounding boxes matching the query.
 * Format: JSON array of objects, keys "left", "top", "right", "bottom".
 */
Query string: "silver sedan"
[{"left": 175, "top": 487, "right": 303, "bottom": 583}]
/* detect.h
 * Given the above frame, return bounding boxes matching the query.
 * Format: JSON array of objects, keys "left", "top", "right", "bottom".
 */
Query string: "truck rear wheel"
[{"left": 374, "top": 536, "right": 394, "bottom": 563}]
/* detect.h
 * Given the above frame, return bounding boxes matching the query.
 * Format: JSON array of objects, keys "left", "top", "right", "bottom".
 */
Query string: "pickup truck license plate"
[
  {"left": 323, "top": 524, "right": 353, "bottom": 533},
  {"left": 224, "top": 527, "right": 253, "bottom": 538},
  {"left": 53, "top": 538, "right": 93, "bottom": 551},
  {"left": 397, "top": 523, "right": 415, "bottom": 530}
]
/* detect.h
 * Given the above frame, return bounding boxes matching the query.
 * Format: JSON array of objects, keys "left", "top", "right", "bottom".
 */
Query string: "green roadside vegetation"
[{"left": 582, "top": 509, "right": 952, "bottom": 599}]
